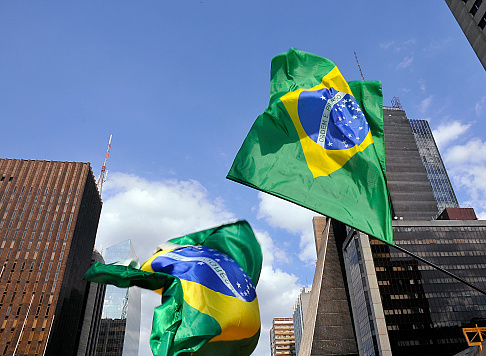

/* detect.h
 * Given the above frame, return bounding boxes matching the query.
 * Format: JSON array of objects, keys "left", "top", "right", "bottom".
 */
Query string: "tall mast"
[
  {"left": 354, "top": 51, "right": 365, "bottom": 81},
  {"left": 97, "top": 134, "right": 112, "bottom": 196}
]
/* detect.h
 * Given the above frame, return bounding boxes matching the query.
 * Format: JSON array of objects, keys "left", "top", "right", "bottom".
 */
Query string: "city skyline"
[{"left": 1, "top": 2, "right": 486, "bottom": 355}]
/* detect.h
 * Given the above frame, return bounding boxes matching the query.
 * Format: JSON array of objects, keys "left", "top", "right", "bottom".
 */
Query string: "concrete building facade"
[
  {"left": 270, "top": 317, "right": 296, "bottom": 356},
  {"left": 446, "top": 0, "right": 486, "bottom": 70}
]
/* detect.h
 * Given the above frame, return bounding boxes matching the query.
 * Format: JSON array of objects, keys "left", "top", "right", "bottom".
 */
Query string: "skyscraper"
[
  {"left": 343, "top": 218, "right": 486, "bottom": 356},
  {"left": 77, "top": 250, "right": 107, "bottom": 356},
  {"left": 445, "top": 0, "right": 486, "bottom": 70},
  {"left": 95, "top": 240, "right": 141, "bottom": 356},
  {"left": 270, "top": 317, "right": 296, "bottom": 356},
  {"left": 409, "top": 118, "right": 459, "bottom": 213},
  {"left": 300, "top": 107, "right": 486, "bottom": 356},
  {"left": 0, "top": 159, "right": 102, "bottom": 355},
  {"left": 293, "top": 287, "right": 311, "bottom": 356},
  {"left": 344, "top": 108, "right": 486, "bottom": 355}
]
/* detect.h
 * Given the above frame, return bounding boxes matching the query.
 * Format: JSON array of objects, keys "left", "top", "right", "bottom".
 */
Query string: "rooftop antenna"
[
  {"left": 391, "top": 96, "right": 404, "bottom": 110},
  {"left": 354, "top": 52, "right": 365, "bottom": 81},
  {"left": 97, "top": 134, "right": 112, "bottom": 197}
]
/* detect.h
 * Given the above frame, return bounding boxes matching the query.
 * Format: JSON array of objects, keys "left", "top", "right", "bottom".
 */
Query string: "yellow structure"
[{"left": 463, "top": 325, "right": 486, "bottom": 351}]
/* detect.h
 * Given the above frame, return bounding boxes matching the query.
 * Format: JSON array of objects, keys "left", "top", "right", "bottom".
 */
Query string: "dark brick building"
[{"left": 0, "top": 159, "right": 102, "bottom": 355}]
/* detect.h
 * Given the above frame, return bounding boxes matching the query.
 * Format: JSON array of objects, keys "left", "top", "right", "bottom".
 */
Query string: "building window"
[
  {"left": 479, "top": 11, "right": 486, "bottom": 29},
  {"left": 470, "top": 0, "right": 483, "bottom": 16}
]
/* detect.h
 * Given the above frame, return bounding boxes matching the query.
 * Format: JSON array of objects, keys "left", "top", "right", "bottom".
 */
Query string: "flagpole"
[{"left": 383, "top": 240, "right": 486, "bottom": 296}]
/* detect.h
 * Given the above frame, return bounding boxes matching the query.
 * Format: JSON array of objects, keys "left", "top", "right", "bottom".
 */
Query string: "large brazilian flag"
[
  {"left": 227, "top": 49, "right": 393, "bottom": 244},
  {"left": 83, "top": 220, "right": 262, "bottom": 356}
]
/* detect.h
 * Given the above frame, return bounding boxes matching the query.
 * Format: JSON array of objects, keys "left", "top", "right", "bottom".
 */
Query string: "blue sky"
[{"left": 1, "top": 2, "right": 485, "bottom": 355}]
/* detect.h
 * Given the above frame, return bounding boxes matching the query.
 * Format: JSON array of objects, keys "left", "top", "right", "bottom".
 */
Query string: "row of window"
[
  {"left": 384, "top": 308, "right": 426, "bottom": 315},
  {"left": 387, "top": 323, "right": 433, "bottom": 331},
  {"left": 395, "top": 238, "right": 486, "bottom": 245},
  {"left": 376, "top": 263, "right": 486, "bottom": 273},
  {"left": 423, "top": 276, "right": 486, "bottom": 284}
]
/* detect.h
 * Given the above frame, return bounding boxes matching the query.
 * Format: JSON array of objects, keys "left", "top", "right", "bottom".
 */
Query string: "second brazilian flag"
[
  {"left": 83, "top": 221, "right": 262, "bottom": 356},
  {"left": 227, "top": 49, "right": 393, "bottom": 244}
]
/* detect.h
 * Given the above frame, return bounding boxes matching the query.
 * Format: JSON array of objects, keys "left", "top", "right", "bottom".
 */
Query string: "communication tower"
[{"left": 97, "top": 134, "right": 112, "bottom": 196}]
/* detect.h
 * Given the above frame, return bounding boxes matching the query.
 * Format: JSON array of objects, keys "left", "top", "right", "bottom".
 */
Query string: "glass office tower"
[
  {"left": 409, "top": 119, "right": 459, "bottom": 213},
  {"left": 96, "top": 240, "right": 141, "bottom": 356}
]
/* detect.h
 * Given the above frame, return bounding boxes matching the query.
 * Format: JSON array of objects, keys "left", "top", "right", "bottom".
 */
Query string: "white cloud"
[
  {"left": 254, "top": 229, "right": 301, "bottom": 354},
  {"left": 477, "top": 210, "right": 486, "bottom": 220},
  {"left": 441, "top": 136, "right": 486, "bottom": 218},
  {"left": 448, "top": 164, "right": 486, "bottom": 210},
  {"left": 444, "top": 137, "right": 486, "bottom": 166},
  {"left": 380, "top": 41, "right": 394, "bottom": 49},
  {"left": 397, "top": 56, "right": 414, "bottom": 69},
  {"left": 96, "top": 172, "right": 234, "bottom": 259},
  {"left": 475, "top": 96, "right": 486, "bottom": 116},
  {"left": 257, "top": 192, "right": 317, "bottom": 263},
  {"left": 419, "top": 95, "right": 433, "bottom": 114},
  {"left": 423, "top": 37, "right": 452, "bottom": 55},
  {"left": 432, "top": 121, "right": 471, "bottom": 150},
  {"left": 403, "top": 38, "right": 416, "bottom": 46},
  {"left": 383, "top": 39, "right": 415, "bottom": 52},
  {"left": 418, "top": 78, "right": 426, "bottom": 92},
  {"left": 96, "top": 173, "right": 303, "bottom": 356}
]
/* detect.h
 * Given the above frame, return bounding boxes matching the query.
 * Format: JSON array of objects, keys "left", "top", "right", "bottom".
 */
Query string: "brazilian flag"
[
  {"left": 227, "top": 49, "right": 393, "bottom": 244},
  {"left": 83, "top": 220, "right": 262, "bottom": 356}
]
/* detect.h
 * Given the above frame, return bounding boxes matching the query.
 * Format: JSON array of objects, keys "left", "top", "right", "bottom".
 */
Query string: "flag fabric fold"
[
  {"left": 83, "top": 220, "right": 262, "bottom": 356},
  {"left": 227, "top": 49, "right": 393, "bottom": 244}
]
